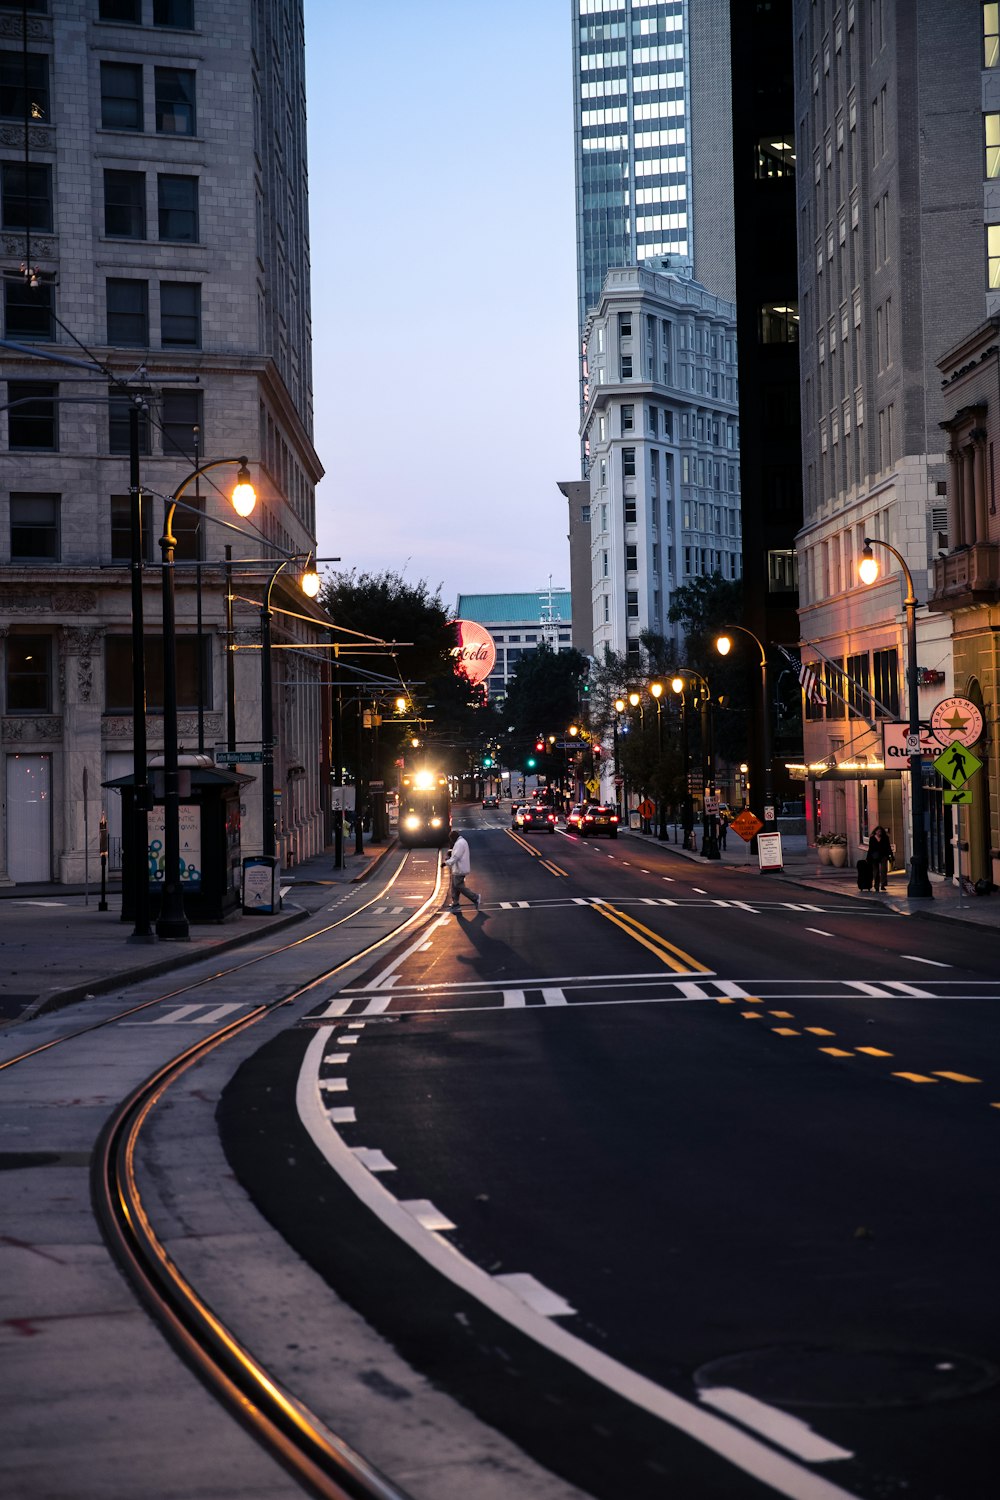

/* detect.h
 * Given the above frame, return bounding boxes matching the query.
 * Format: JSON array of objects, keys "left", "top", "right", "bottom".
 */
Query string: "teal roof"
[{"left": 456, "top": 591, "right": 572, "bottom": 626}]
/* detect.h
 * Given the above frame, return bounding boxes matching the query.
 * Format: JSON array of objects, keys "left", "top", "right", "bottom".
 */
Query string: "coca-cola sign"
[{"left": 451, "top": 618, "right": 497, "bottom": 687}]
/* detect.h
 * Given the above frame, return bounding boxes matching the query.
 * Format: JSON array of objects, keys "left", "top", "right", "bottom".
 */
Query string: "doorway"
[{"left": 6, "top": 753, "right": 52, "bottom": 882}]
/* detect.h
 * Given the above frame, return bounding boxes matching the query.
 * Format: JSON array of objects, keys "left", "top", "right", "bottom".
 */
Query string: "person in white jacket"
[{"left": 443, "top": 830, "right": 481, "bottom": 911}]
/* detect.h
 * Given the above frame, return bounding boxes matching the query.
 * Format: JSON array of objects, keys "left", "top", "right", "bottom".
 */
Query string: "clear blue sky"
[{"left": 304, "top": 1, "right": 581, "bottom": 613}]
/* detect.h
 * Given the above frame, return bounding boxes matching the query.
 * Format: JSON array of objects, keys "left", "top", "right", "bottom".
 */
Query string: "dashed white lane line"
[
  {"left": 805, "top": 928, "right": 835, "bottom": 937},
  {"left": 698, "top": 1388, "right": 853, "bottom": 1464},
  {"left": 901, "top": 954, "right": 951, "bottom": 967},
  {"left": 298, "top": 1029, "right": 861, "bottom": 1500}
]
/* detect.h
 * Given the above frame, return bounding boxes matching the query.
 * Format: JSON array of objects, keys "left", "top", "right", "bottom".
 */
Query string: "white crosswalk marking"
[
  {"left": 731, "top": 901, "right": 759, "bottom": 913},
  {"left": 846, "top": 981, "right": 895, "bottom": 997},
  {"left": 147, "top": 1002, "right": 247, "bottom": 1025},
  {"left": 886, "top": 981, "right": 934, "bottom": 998},
  {"left": 503, "top": 989, "right": 526, "bottom": 1007},
  {"left": 714, "top": 981, "right": 751, "bottom": 998},
  {"left": 676, "top": 981, "right": 711, "bottom": 1000},
  {"left": 541, "top": 988, "right": 568, "bottom": 1005},
  {"left": 658, "top": 897, "right": 678, "bottom": 906}
]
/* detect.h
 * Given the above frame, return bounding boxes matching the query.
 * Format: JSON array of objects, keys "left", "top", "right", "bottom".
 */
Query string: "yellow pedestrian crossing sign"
[
  {"left": 933, "top": 741, "right": 982, "bottom": 788},
  {"left": 944, "top": 785, "right": 974, "bottom": 805}
]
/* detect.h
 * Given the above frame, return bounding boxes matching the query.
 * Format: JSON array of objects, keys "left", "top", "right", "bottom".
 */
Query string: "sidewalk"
[
  {"left": 635, "top": 824, "right": 1000, "bottom": 932},
  {"left": 0, "top": 836, "right": 398, "bottom": 1024}
]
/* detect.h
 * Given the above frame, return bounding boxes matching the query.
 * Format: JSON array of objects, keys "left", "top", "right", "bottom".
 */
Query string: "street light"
[
  {"left": 648, "top": 681, "right": 667, "bottom": 840},
  {"left": 670, "top": 676, "right": 696, "bottom": 849},
  {"left": 156, "top": 457, "right": 256, "bottom": 940},
  {"left": 716, "top": 625, "right": 773, "bottom": 819},
  {"left": 613, "top": 697, "right": 626, "bottom": 816},
  {"left": 673, "top": 668, "right": 719, "bottom": 859},
  {"left": 858, "top": 538, "right": 933, "bottom": 898}
]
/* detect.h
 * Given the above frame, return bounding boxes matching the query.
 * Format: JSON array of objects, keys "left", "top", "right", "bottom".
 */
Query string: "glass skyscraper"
[{"left": 572, "top": 0, "right": 692, "bottom": 344}]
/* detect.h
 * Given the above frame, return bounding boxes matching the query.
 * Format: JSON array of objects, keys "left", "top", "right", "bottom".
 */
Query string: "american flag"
[{"left": 799, "top": 662, "right": 826, "bottom": 706}]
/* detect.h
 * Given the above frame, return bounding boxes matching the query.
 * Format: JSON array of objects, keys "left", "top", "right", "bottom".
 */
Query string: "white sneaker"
[{"left": 474, "top": 893, "right": 482, "bottom": 909}]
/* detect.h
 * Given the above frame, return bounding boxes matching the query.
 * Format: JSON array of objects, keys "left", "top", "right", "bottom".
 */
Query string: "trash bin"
[{"left": 242, "top": 855, "right": 280, "bottom": 915}]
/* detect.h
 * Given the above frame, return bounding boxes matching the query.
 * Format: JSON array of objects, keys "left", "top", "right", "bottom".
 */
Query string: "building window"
[
  {"left": 625, "top": 543, "right": 638, "bottom": 571},
  {"left": 104, "top": 169, "right": 146, "bottom": 238},
  {"left": 7, "top": 380, "right": 56, "bottom": 449},
  {"left": 767, "top": 549, "right": 797, "bottom": 593},
  {"left": 160, "top": 281, "right": 200, "bottom": 346},
  {"left": 1, "top": 161, "right": 51, "bottom": 230},
  {"left": 986, "top": 2, "right": 1000, "bottom": 67},
  {"left": 986, "top": 113, "right": 1000, "bottom": 178},
  {"left": 624, "top": 498, "right": 637, "bottom": 523},
  {"left": 100, "top": 0, "right": 141, "bottom": 19},
  {"left": 4, "top": 278, "right": 53, "bottom": 341},
  {"left": 5, "top": 634, "right": 52, "bottom": 713},
  {"left": 0, "top": 51, "right": 48, "bottom": 122},
  {"left": 846, "top": 652, "right": 870, "bottom": 718},
  {"left": 756, "top": 137, "right": 795, "bottom": 178},
  {"left": 620, "top": 354, "right": 633, "bottom": 379},
  {"left": 154, "top": 0, "right": 194, "bottom": 24},
  {"left": 622, "top": 447, "right": 636, "bottom": 479},
  {"left": 105, "top": 635, "right": 210, "bottom": 713},
  {"left": 106, "top": 278, "right": 148, "bottom": 345},
  {"left": 989, "top": 224, "right": 1000, "bottom": 288},
  {"left": 161, "top": 389, "right": 201, "bottom": 459},
  {"left": 621, "top": 403, "right": 634, "bottom": 432},
  {"left": 618, "top": 312, "right": 631, "bottom": 338},
  {"left": 10, "top": 493, "right": 59, "bottom": 560},
  {"left": 580, "top": 504, "right": 590, "bottom": 524},
  {"left": 872, "top": 646, "right": 900, "bottom": 718},
  {"left": 108, "top": 392, "right": 151, "bottom": 455},
  {"left": 110, "top": 493, "right": 154, "bottom": 562},
  {"left": 157, "top": 173, "right": 198, "bottom": 241},
  {"left": 626, "top": 590, "right": 639, "bottom": 619},
  {"left": 101, "top": 61, "right": 143, "bottom": 130},
  {"left": 155, "top": 67, "right": 196, "bottom": 134},
  {"left": 758, "top": 303, "right": 799, "bottom": 343}
]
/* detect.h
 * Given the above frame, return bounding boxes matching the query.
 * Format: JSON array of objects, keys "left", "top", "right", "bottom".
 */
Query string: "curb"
[
  {"left": 18, "top": 904, "right": 309, "bottom": 1024},
  {"left": 351, "top": 839, "right": 399, "bottom": 882}
]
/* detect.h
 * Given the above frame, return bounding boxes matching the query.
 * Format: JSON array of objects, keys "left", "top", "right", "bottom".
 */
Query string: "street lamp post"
[
  {"left": 156, "top": 457, "right": 257, "bottom": 940},
  {"left": 128, "top": 398, "right": 153, "bottom": 941},
  {"left": 716, "top": 625, "right": 773, "bottom": 819},
  {"left": 859, "top": 538, "right": 933, "bottom": 898},
  {"left": 670, "top": 677, "right": 696, "bottom": 849},
  {"left": 649, "top": 681, "right": 667, "bottom": 840},
  {"left": 258, "top": 555, "right": 321, "bottom": 863},
  {"left": 673, "top": 669, "right": 719, "bottom": 859}
]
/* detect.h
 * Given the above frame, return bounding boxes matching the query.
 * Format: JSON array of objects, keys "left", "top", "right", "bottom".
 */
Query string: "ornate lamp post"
[
  {"left": 155, "top": 457, "right": 256, "bottom": 940},
  {"left": 670, "top": 677, "right": 696, "bottom": 849},
  {"left": 672, "top": 669, "right": 719, "bottom": 859},
  {"left": 613, "top": 697, "right": 625, "bottom": 816},
  {"left": 859, "top": 538, "right": 933, "bottom": 898},
  {"left": 716, "top": 625, "right": 773, "bottom": 819},
  {"left": 648, "top": 680, "right": 667, "bottom": 840}
]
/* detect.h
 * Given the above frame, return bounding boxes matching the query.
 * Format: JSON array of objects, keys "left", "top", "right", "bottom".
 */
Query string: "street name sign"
[{"left": 215, "top": 750, "right": 264, "bottom": 764}]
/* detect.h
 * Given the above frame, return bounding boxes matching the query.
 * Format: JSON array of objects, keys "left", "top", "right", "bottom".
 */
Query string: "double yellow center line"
[
  {"left": 590, "top": 899, "right": 711, "bottom": 975},
  {"left": 507, "top": 827, "right": 568, "bottom": 877}
]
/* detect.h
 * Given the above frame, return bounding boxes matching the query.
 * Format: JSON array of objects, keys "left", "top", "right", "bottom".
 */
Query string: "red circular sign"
[{"left": 451, "top": 619, "right": 496, "bottom": 686}]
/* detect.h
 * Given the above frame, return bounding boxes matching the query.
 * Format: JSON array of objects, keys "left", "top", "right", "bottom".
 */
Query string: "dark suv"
[
  {"left": 520, "top": 804, "right": 557, "bottom": 834},
  {"left": 579, "top": 804, "right": 619, "bottom": 838}
]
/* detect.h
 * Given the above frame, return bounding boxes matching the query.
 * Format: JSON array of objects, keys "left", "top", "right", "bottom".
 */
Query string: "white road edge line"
[
  {"left": 297, "top": 1028, "right": 861, "bottom": 1500},
  {"left": 698, "top": 1388, "right": 853, "bottom": 1464},
  {"left": 901, "top": 955, "right": 951, "bottom": 968}
]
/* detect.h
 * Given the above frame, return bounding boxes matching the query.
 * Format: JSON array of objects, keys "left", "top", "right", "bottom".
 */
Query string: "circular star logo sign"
[{"left": 930, "top": 696, "right": 983, "bottom": 748}]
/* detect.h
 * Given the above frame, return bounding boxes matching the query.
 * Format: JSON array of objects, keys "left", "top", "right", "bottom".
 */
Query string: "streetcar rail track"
[{"left": 7, "top": 850, "right": 447, "bottom": 1497}]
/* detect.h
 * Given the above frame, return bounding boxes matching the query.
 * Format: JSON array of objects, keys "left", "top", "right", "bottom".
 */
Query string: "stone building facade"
[
  {"left": 581, "top": 263, "right": 741, "bottom": 669},
  {"left": 0, "top": 0, "right": 324, "bottom": 886}
]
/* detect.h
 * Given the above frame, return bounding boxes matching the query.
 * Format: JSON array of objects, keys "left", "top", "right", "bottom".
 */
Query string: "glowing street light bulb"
[
  {"left": 614, "top": 698, "right": 626, "bottom": 713},
  {"left": 715, "top": 634, "right": 732, "bottom": 657},
  {"left": 858, "top": 544, "right": 880, "bottom": 585},
  {"left": 650, "top": 681, "right": 663, "bottom": 699},
  {"left": 671, "top": 676, "right": 684, "bottom": 695},
  {"left": 628, "top": 692, "right": 641, "bottom": 708},
  {"left": 230, "top": 460, "right": 256, "bottom": 518},
  {"left": 300, "top": 567, "right": 320, "bottom": 598}
]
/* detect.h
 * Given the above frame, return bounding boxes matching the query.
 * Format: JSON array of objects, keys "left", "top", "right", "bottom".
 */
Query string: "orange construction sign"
[
  {"left": 638, "top": 798, "right": 655, "bottom": 820},
  {"left": 729, "top": 810, "right": 763, "bottom": 842}
]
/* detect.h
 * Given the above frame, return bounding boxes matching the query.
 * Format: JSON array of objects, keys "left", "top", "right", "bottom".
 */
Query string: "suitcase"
[{"left": 856, "top": 857, "right": 873, "bottom": 891}]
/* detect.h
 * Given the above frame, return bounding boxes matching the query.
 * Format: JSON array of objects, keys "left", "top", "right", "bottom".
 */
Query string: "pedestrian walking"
[
  {"left": 866, "top": 825, "right": 893, "bottom": 891},
  {"left": 444, "top": 829, "right": 481, "bottom": 911},
  {"left": 718, "top": 811, "right": 729, "bottom": 851}
]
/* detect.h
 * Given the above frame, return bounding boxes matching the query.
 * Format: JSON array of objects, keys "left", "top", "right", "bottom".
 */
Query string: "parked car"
[
  {"left": 579, "top": 804, "right": 619, "bottom": 838},
  {"left": 519, "top": 804, "right": 557, "bottom": 834}
]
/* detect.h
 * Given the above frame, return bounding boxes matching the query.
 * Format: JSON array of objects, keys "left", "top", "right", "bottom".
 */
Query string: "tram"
[{"left": 398, "top": 769, "right": 452, "bottom": 847}]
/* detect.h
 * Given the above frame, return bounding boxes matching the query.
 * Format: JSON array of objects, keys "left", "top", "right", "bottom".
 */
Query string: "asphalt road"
[{"left": 222, "top": 809, "right": 1000, "bottom": 1500}]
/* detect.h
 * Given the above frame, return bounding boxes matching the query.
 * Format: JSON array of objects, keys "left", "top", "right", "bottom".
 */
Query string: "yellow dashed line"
[
  {"left": 769, "top": 1010, "right": 795, "bottom": 1019},
  {"left": 772, "top": 1027, "right": 800, "bottom": 1036},
  {"left": 856, "top": 1046, "right": 893, "bottom": 1058},
  {"left": 893, "top": 1072, "right": 938, "bottom": 1083},
  {"left": 806, "top": 1027, "right": 836, "bottom": 1036},
  {"left": 539, "top": 860, "right": 568, "bottom": 878},
  {"left": 743, "top": 996, "right": 763, "bottom": 1004},
  {"left": 716, "top": 997, "right": 736, "bottom": 1004},
  {"left": 820, "top": 1047, "right": 853, "bottom": 1058},
  {"left": 933, "top": 1071, "right": 982, "bottom": 1084},
  {"left": 742, "top": 1011, "right": 763, "bottom": 1020}
]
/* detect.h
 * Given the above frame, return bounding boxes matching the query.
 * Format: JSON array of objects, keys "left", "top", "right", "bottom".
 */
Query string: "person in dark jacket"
[{"left": 866, "top": 825, "right": 893, "bottom": 891}]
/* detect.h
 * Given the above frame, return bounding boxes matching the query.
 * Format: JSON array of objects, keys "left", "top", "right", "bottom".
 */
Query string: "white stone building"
[
  {"left": 0, "top": 0, "right": 324, "bottom": 886},
  {"left": 581, "top": 262, "right": 741, "bottom": 669}
]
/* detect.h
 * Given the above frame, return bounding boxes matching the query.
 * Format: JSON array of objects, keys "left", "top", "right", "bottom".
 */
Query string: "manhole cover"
[{"left": 695, "top": 1344, "right": 999, "bottom": 1409}]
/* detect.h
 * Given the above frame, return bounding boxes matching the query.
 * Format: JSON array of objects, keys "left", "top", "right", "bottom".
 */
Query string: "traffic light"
[
  {"left": 534, "top": 738, "right": 545, "bottom": 753},
  {"left": 483, "top": 755, "right": 493, "bottom": 768},
  {"left": 526, "top": 757, "right": 536, "bottom": 769}
]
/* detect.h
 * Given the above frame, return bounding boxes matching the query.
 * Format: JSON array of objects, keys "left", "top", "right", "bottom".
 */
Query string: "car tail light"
[
  {"left": 583, "top": 815, "right": 593, "bottom": 823},
  {"left": 610, "top": 815, "right": 619, "bottom": 823}
]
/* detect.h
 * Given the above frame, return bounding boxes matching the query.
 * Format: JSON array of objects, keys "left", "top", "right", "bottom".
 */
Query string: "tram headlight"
[{"left": 403, "top": 815, "right": 421, "bottom": 831}]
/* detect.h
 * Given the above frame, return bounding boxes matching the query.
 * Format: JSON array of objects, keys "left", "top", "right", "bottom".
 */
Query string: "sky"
[{"left": 304, "top": 1, "right": 581, "bottom": 615}]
